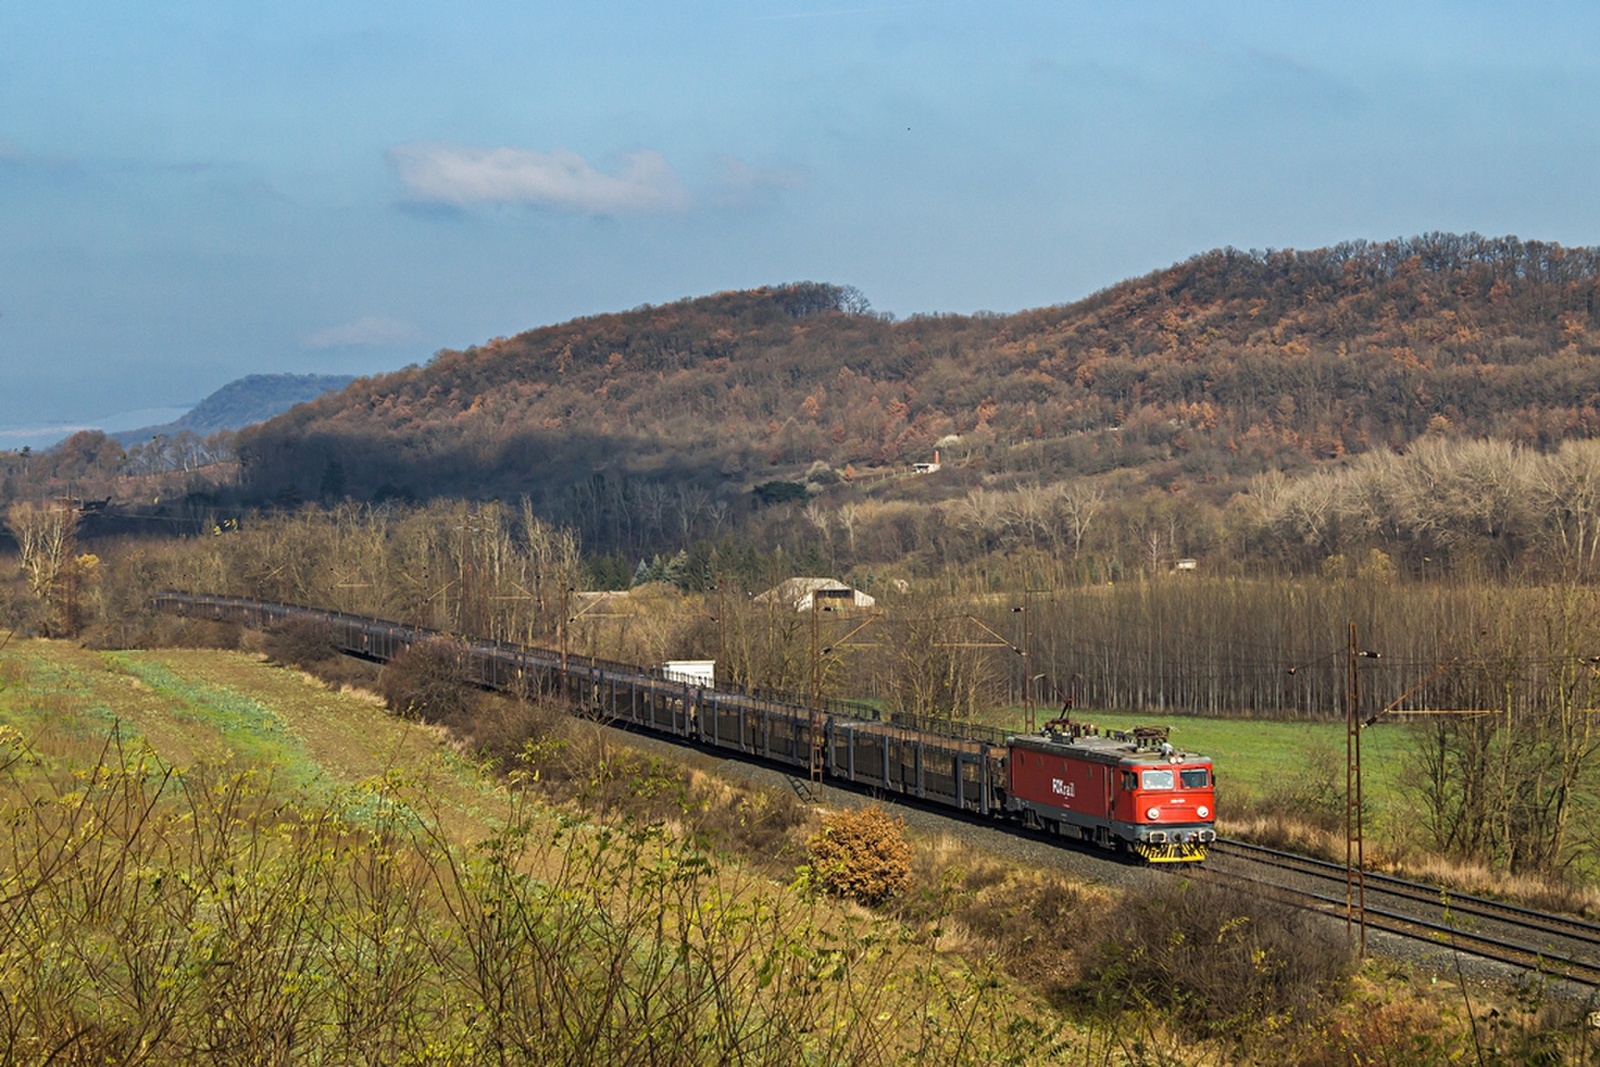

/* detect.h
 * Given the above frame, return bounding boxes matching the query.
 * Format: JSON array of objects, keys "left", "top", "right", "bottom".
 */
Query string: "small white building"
[
  {"left": 754, "top": 577, "right": 877, "bottom": 612},
  {"left": 663, "top": 660, "right": 716, "bottom": 687},
  {"left": 912, "top": 449, "right": 942, "bottom": 474}
]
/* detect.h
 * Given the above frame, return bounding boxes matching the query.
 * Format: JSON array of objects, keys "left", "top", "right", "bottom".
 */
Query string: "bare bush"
[
  {"left": 259, "top": 616, "right": 335, "bottom": 664},
  {"left": 682, "top": 770, "right": 810, "bottom": 871},
  {"left": 379, "top": 637, "right": 473, "bottom": 726},
  {"left": 948, "top": 873, "right": 1100, "bottom": 993},
  {"left": 1069, "top": 879, "right": 1350, "bottom": 1041},
  {"left": 0, "top": 726, "right": 1021, "bottom": 1064},
  {"left": 120, "top": 616, "right": 243, "bottom": 651},
  {"left": 806, "top": 805, "right": 913, "bottom": 905}
]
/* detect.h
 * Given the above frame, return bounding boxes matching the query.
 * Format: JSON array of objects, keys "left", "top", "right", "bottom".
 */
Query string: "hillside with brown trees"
[
  {"left": 234, "top": 234, "right": 1600, "bottom": 519},
  {"left": 14, "top": 232, "right": 1600, "bottom": 575}
]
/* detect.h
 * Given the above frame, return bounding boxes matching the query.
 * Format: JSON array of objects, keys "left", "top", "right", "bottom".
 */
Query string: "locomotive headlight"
[
  {"left": 1146, "top": 806, "right": 1161, "bottom": 820},
  {"left": 1197, "top": 806, "right": 1210, "bottom": 819}
]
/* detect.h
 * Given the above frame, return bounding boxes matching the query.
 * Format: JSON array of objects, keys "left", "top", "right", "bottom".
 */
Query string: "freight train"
[{"left": 154, "top": 593, "right": 1216, "bottom": 862}]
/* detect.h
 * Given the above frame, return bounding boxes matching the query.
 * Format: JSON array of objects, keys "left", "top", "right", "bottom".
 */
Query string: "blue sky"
[{"left": 3, "top": 2, "right": 1600, "bottom": 448}]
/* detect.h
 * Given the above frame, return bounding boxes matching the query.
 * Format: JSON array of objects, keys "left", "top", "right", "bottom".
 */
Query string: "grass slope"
[
  {"left": 3, "top": 641, "right": 496, "bottom": 833},
  {"left": 0, "top": 641, "right": 1068, "bottom": 1065}
]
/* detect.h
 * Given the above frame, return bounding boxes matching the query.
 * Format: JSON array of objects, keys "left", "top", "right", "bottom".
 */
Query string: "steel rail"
[
  {"left": 1213, "top": 838, "right": 1600, "bottom": 945},
  {"left": 1194, "top": 841, "right": 1600, "bottom": 986},
  {"left": 1197, "top": 865, "right": 1600, "bottom": 986}
]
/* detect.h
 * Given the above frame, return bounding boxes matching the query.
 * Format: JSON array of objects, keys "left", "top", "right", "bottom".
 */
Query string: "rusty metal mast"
[
  {"left": 810, "top": 594, "right": 822, "bottom": 786},
  {"left": 809, "top": 586, "right": 860, "bottom": 788},
  {"left": 1346, "top": 623, "right": 1377, "bottom": 956}
]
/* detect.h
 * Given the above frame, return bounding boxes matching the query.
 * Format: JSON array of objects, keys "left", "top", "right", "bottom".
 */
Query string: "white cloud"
[
  {"left": 303, "top": 316, "right": 419, "bottom": 349},
  {"left": 389, "top": 141, "right": 689, "bottom": 214}
]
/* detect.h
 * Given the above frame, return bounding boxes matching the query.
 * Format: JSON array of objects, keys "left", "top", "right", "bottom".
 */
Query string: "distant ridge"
[{"left": 111, "top": 373, "right": 355, "bottom": 445}]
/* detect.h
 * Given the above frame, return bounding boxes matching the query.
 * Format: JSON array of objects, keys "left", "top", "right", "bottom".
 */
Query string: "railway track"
[{"left": 1194, "top": 838, "right": 1600, "bottom": 987}]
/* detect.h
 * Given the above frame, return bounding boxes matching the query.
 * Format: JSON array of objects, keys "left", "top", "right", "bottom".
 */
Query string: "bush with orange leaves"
[{"left": 805, "top": 805, "right": 913, "bottom": 906}]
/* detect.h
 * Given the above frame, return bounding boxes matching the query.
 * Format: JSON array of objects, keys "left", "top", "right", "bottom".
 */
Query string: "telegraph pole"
[
  {"left": 1008, "top": 584, "right": 1050, "bottom": 733},
  {"left": 1346, "top": 622, "right": 1368, "bottom": 957},
  {"left": 810, "top": 594, "right": 823, "bottom": 787},
  {"left": 1024, "top": 586, "right": 1036, "bottom": 733},
  {"left": 63, "top": 555, "right": 78, "bottom": 638},
  {"left": 808, "top": 587, "right": 857, "bottom": 789},
  {"left": 460, "top": 506, "right": 470, "bottom": 635},
  {"left": 716, "top": 573, "right": 726, "bottom": 683},
  {"left": 559, "top": 584, "right": 571, "bottom": 699}
]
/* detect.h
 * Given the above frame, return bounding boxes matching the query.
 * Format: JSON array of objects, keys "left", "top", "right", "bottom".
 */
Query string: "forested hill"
[{"left": 238, "top": 233, "right": 1600, "bottom": 508}]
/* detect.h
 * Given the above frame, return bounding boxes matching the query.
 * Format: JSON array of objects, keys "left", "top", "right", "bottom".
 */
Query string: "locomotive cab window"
[
  {"left": 1139, "top": 769, "right": 1176, "bottom": 790},
  {"left": 1180, "top": 767, "right": 1209, "bottom": 788}
]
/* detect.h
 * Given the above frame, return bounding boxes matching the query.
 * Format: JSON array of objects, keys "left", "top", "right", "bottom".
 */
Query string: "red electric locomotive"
[{"left": 1003, "top": 722, "right": 1216, "bottom": 862}]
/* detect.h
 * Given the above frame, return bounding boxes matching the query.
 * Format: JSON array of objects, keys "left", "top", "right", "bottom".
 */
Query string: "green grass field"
[{"left": 0, "top": 641, "right": 501, "bottom": 832}]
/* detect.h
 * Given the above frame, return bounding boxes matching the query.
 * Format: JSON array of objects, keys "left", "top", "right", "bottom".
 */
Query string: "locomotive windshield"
[
  {"left": 1180, "top": 767, "right": 1209, "bottom": 788},
  {"left": 1140, "top": 769, "right": 1175, "bottom": 790}
]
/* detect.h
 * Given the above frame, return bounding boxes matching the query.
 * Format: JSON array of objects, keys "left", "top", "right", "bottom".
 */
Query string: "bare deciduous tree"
[
  {"left": 1058, "top": 481, "right": 1104, "bottom": 556},
  {"left": 6, "top": 501, "right": 80, "bottom": 633},
  {"left": 802, "top": 499, "right": 830, "bottom": 535},
  {"left": 1532, "top": 441, "right": 1600, "bottom": 576},
  {"left": 705, "top": 499, "right": 730, "bottom": 540},
  {"left": 880, "top": 589, "right": 996, "bottom": 724},
  {"left": 835, "top": 503, "right": 860, "bottom": 554},
  {"left": 675, "top": 484, "right": 709, "bottom": 546}
]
